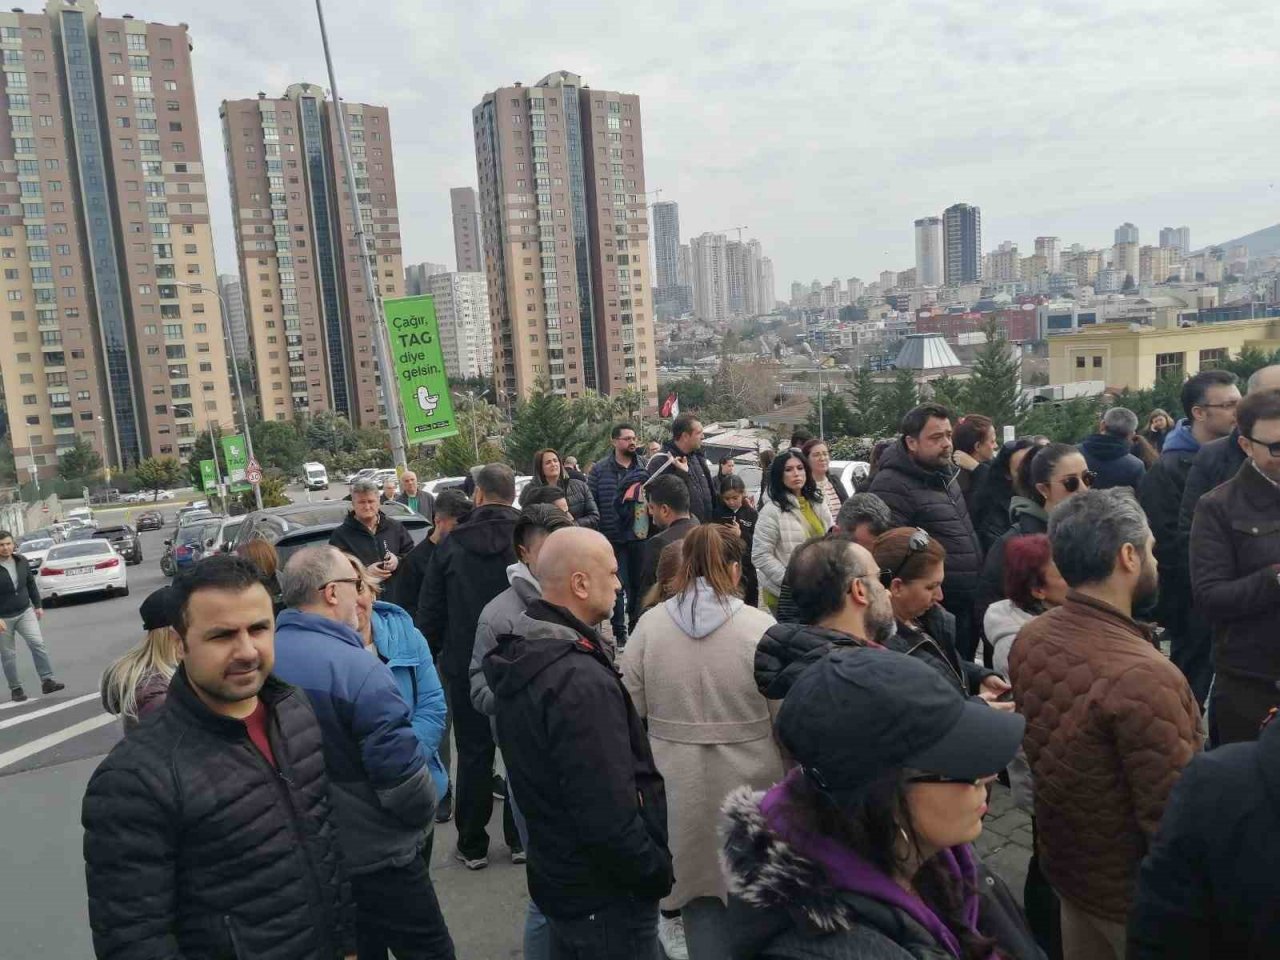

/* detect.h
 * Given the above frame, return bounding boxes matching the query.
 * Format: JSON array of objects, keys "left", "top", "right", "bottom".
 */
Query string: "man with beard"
[
  {"left": 82, "top": 556, "right": 356, "bottom": 959},
  {"left": 589, "top": 423, "right": 650, "bottom": 641},
  {"left": 274, "top": 546, "right": 454, "bottom": 959},
  {"left": 753, "top": 534, "right": 898, "bottom": 700},
  {"left": 1009, "top": 490, "right": 1200, "bottom": 960}
]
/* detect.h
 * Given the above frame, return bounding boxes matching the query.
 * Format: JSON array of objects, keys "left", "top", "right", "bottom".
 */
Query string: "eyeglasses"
[
  {"left": 323, "top": 576, "right": 366, "bottom": 595},
  {"left": 879, "top": 528, "right": 931, "bottom": 588},
  {"left": 1199, "top": 400, "right": 1240, "bottom": 411},
  {"left": 1054, "top": 470, "right": 1097, "bottom": 494},
  {"left": 1244, "top": 434, "right": 1280, "bottom": 457},
  {"left": 905, "top": 772, "right": 997, "bottom": 787}
]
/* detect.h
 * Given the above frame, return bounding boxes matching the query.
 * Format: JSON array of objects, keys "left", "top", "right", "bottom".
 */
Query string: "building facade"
[
  {"left": 217, "top": 273, "right": 250, "bottom": 364},
  {"left": 914, "top": 216, "right": 944, "bottom": 287},
  {"left": 690, "top": 231, "right": 727, "bottom": 323},
  {"left": 1034, "top": 236, "right": 1060, "bottom": 272},
  {"left": 404, "top": 260, "right": 447, "bottom": 295},
  {"left": 1114, "top": 221, "right": 1139, "bottom": 245},
  {"left": 943, "top": 203, "right": 981, "bottom": 285},
  {"left": 473, "top": 70, "right": 657, "bottom": 405},
  {"left": 0, "top": 0, "right": 240, "bottom": 477},
  {"left": 1113, "top": 240, "right": 1140, "bottom": 283},
  {"left": 221, "top": 83, "right": 403, "bottom": 426},
  {"left": 450, "top": 185, "right": 482, "bottom": 273},
  {"left": 426, "top": 271, "right": 492, "bottom": 380}
]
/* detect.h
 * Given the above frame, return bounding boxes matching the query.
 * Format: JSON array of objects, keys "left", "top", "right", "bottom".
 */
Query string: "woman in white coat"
[
  {"left": 621, "top": 523, "right": 783, "bottom": 960},
  {"left": 751, "top": 448, "right": 833, "bottom": 612}
]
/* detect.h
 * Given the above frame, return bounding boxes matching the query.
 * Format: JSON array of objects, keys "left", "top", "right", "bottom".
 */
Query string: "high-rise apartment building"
[
  {"left": 690, "top": 231, "right": 727, "bottom": 323},
  {"left": 847, "top": 277, "right": 864, "bottom": 300},
  {"left": 914, "top": 216, "right": 944, "bottom": 287},
  {"left": 879, "top": 270, "right": 897, "bottom": 291},
  {"left": 404, "top": 261, "right": 447, "bottom": 295},
  {"left": 426, "top": 271, "right": 492, "bottom": 380},
  {"left": 1140, "top": 245, "right": 1177, "bottom": 284},
  {"left": 985, "top": 241, "right": 1020, "bottom": 283},
  {"left": 1159, "top": 225, "right": 1191, "bottom": 254},
  {"left": 943, "top": 203, "right": 981, "bottom": 285},
  {"left": 217, "top": 274, "right": 250, "bottom": 365},
  {"left": 1113, "top": 241, "right": 1139, "bottom": 283},
  {"left": 1034, "top": 236, "right": 1060, "bottom": 272},
  {"left": 473, "top": 70, "right": 656, "bottom": 404},
  {"left": 1115, "top": 222, "right": 1139, "bottom": 245},
  {"left": 651, "top": 199, "right": 679, "bottom": 291},
  {"left": 760, "top": 256, "right": 775, "bottom": 312},
  {"left": 725, "top": 240, "right": 748, "bottom": 315},
  {"left": 450, "top": 186, "right": 482, "bottom": 272},
  {"left": 221, "top": 83, "right": 403, "bottom": 426},
  {"left": 0, "top": 1, "right": 239, "bottom": 478}
]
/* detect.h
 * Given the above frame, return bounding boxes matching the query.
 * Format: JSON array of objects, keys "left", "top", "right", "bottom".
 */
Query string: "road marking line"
[
  {"left": 0, "top": 696, "right": 42, "bottom": 711},
  {"left": 0, "top": 712, "right": 117, "bottom": 770},
  {"left": 0, "top": 692, "right": 99, "bottom": 730}
]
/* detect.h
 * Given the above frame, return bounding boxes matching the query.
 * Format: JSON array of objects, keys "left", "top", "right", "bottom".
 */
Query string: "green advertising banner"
[
  {"left": 384, "top": 295, "right": 459, "bottom": 443},
  {"left": 199, "top": 459, "right": 218, "bottom": 494},
  {"left": 220, "top": 434, "right": 251, "bottom": 492}
]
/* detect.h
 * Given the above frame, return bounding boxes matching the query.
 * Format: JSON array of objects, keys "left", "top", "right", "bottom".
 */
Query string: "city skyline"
[{"left": 101, "top": 0, "right": 1276, "bottom": 298}]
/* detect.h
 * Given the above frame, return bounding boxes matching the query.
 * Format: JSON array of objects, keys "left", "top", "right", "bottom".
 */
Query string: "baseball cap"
[
  {"left": 776, "top": 646, "right": 1024, "bottom": 802},
  {"left": 140, "top": 586, "right": 177, "bottom": 632}
]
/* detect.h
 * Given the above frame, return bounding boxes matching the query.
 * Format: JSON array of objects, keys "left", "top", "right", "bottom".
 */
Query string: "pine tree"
[
  {"left": 964, "top": 319, "right": 1026, "bottom": 431},
  {"left": 849, "top": 367, "right": 885, "bottom": 436},
  {"left": 880, "top": 369, "right": 920, "bottom": 435}
]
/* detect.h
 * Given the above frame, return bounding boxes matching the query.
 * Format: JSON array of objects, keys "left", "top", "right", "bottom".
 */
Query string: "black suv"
[{"left": 93, "top": 524, "right": 143, "bottom": 565}]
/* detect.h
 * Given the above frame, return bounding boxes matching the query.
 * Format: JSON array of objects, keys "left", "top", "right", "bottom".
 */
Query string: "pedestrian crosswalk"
[{"left": 0, "top": 689, "right": 119, "bottom": 775}]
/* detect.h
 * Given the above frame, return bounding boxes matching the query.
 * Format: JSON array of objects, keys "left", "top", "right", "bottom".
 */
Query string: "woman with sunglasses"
[
  {"left": 721, "top": 646, "right": 1041, "bottom": 960},
  {"left": 344, "top": 553, "right": 450, "bottom": 843},
  {"left": 976, "top": 443, "right": 1091, "bottom": 634},
  {"left": 872, "top": 527, "right": 1012, "bottom": 705},
  {"left": 753, "top": 449, "right": 834, "bottom": 613},
  {"left": 971, "top": 436, "right": 1048, "bottom": 552}
]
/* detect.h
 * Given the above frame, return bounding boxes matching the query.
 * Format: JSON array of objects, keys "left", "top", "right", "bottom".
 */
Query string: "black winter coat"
[
  {"left": 1129, "top": 715, "right": 1280, "bottom": 959},
  {"left": 637, "top": 516, "right": 698, "bottom": 604},
  {"left": 588, "top": 452, "right": 646, "bottom": 543},
  {"left": 867, "top": 442, "right": 983, "bottom": 602},
  {"left": 0, "top": 551, "right": 41, "bottom": 618},
  {"left": 975, "top": 501, "right": 1048, "bottom": 638},
  {"left": 388, "top": 533, "right": 435, "bottom": 622},
  {"left": 648, "top": 441, "right": 716, "bottom": 522},
  {"left": 82, "top": 667, "right": 353, "bottom": 960},
  {"left": 520, "top": 476, "right": 599, "bottom": 528},
  {"left": 754, "top": 622, "right": 872, "bottom": 699},
  {"left": 484, "top": 600, "right": 673, "bottom": 919},
  {"left": 1079, "top": 432, "right": 1146, "bottom": 492},
  {"left": 885, "top": 605, "right": 996, "bottom": 697},
  {"left": 328, "top": 510, "right": 415, "bottom": 605},
  {"left": 1177, "top": 428, "right": 1247, "bottom": 545},
  {"left": 418, "top": 503, "right": 520, "bottom": 678}
]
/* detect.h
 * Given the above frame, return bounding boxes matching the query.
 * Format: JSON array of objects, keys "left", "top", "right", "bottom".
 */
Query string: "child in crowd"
[{"left": 714, "top": 474, "right": 759, "bottom": 606}]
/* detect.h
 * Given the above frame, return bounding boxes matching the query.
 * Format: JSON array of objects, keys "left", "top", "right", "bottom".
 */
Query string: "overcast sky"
[{"left": 125, "top": 0, "right": 1279, "bottom": 288}]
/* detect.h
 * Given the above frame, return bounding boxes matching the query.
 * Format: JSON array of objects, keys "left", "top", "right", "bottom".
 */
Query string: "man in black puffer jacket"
[
  {"left": 82, "top": 556, "right": 354, "bottom": 960},
  {"left": 647, "top": 413, "right": 716, "bottom": 522},
  {"left": 868, "top": 404, "right": 984, "bottom": 660}
]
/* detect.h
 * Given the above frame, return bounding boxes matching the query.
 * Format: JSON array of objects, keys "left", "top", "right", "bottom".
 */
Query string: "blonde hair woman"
[{"left": 101, "top": 586, "right": 182, "bottom": 732}]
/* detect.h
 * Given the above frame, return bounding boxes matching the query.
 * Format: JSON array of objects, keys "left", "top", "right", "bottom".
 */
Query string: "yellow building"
[{"left": 1049, "top": 318, "right": 1280, "bottom": 390}]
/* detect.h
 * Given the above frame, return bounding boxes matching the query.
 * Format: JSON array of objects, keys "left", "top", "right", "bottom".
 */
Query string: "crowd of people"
[{"left": 76, "top": 372, "right": 1280, "bottom": 959}]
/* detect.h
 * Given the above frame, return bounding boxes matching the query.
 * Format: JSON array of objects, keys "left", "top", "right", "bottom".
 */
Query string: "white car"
[
  {"left": 16, "top": 537, "right": 56, "bottom": 570},
  {"left": 154, "top": 489, "right": 176, "bottom": 501},
  {"left": 37, "top": 539, "right": 128, "bottom": 606}
]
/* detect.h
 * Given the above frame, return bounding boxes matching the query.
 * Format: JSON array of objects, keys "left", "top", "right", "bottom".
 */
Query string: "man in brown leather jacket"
[{"left": 1009, "top": 488, "right": 1200, "bottom": 960}]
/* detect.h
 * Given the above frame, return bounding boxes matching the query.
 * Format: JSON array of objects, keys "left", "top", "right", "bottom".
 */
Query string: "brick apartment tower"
[
  {"left": 0, "top": 0, "right": 237, "bottom": 478},
  {"left": 473, "top": 70, "right": 657, "bottom": 407},
  {"left": 220, "top": 83, "right": 402, "bottom": 426}
]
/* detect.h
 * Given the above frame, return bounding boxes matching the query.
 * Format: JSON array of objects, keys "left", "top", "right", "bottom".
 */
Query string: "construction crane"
[
  {"left": 645, "top": 188, "right": 665, "bottom": 207},
  {"left": 711, "top": 225, "right": 749, "bottom": 242}
]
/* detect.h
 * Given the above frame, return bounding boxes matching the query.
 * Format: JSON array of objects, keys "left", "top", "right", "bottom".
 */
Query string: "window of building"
[
  {"left": 1155, "top": 352, "right": 1184, "bottom": 380},
  {"left": 1199, "top": 348, "right": 1229, "bottom": 369}
]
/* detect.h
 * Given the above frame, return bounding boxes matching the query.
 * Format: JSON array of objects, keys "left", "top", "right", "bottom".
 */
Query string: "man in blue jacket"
[
  {"left": 274, "top": 545, "right": 455, "bottom": 960},
  {"left": 1079, "top": 406, "right": 1147, "bottom": 492},
  {"left": 588, "top": 422, "right": 649, "bottom": 642}
]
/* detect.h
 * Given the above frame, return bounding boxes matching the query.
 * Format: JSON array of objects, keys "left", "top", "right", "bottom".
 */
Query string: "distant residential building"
[
  {"left": 943, "top": 203, "right": 982, "bottom": 284},
  {"left": 986, "top": 241, "right": 1020, "bottom": 283},
  {"left": 1140, "top": 245, "right": 1177, "bottom": 284},
  {"left": 1113, "top": 241, "right": 1140, "bottom": 283},
  {"left": 790, "top": 281, "right": 805, "bottom": 306},
  {"left": 760, "top": 256, "right": 776, "bottom": 312},
  {"left": 691, "top": 232, "right": 729, "bottom": 322},
  {"left": 405, "top": 262, "right": 449, "bottom": 296},
  {"left": 914, "top": 216, "right": 944, "bottom": 286},
  {"left": 427, "top": 272, "right": 492, "bottom": 379},
  {"left": 222, "top": 83, "right": 404, "bottom": 426},
  {"left": 1095, "top": 267, "right": 1126, "bottom": 293},
  {"left": 450, "top": 186, "right": 484, "bottom": 273},
  {"left": 473, "top": 70, "right": 656, "bottom": 403},
  {"left": 1062, "top": 249, "right": 1102, "bottom": 286},
  {"left": 1115, "top": 222, "right": 1140, "bottom": 245},
  {"left": 898, "top": 267, "right": 917, "bottom": 288},
  {"left": 1020, "top": 254, "right": 1048, "bottom": 282},
  {"left": 218, "top": 275, "right": 251, "bottom": 366},
  {"left": 848, "top": 277, "right": 865, "bottom": 300},
  {"left": 879, "top": 270, "right": 898, "bottom": 291},
  {"left": 652, "top": 200, "right": 679, "bottom": 291},
  {"left": 1034, "top": 236, "right": 1061, "bottom": 272}
]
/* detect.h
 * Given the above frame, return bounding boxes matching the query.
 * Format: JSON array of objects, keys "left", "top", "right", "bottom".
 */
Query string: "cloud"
[{"left": 123, "top": 0, "right": 1279, "bottom": 287}]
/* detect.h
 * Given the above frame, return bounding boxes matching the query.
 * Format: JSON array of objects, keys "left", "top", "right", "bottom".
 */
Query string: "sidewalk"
[{"left": 977, "top": 782, "right": 1033, "bottom": 904}]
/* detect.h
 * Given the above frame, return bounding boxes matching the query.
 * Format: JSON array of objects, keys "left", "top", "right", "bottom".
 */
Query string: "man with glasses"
[
  {"left": 1190, "top": 388, "right": 1280, "bottom": 746},
  {"left": 1138, "top": 369, "right": 1241, "bottom": 704},
  {"left": 274, "top": 545, "right": 455, "bottom": 959},
  {"left": 588, "top": 422, "right": 650, "bottom": 642}
]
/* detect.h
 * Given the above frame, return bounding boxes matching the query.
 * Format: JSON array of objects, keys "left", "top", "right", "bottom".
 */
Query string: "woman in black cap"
[
  {"left": 100, "top": 585, "right": 181, "bottom": 733},
  {"left": 721, "top": 647, "right": 1043, "bottom": 960}
]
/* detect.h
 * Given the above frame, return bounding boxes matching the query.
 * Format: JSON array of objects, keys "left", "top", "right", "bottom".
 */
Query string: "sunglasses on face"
[
  {"left": 879, "top": 528, "right": 931, "bottom": 588},
  {"left": 324, "top": 576, "right": 367, "bottom": 595},
  {"left": 1054, "top": 471, "right": 1097, "bottom": 493},
  {"left": 1245, "top": 434, "right": 1280, "bottom": 457}
]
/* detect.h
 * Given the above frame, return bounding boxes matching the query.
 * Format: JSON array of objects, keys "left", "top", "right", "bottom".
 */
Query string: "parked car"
[
  {"left": 169, "top": 518, "right": 226, "bottom": 573},
  {"left": 88, "top": 488, "right": 122, "bottom": 505},
  {"left": 66, "top": 526, "right": 97, "bottom": 541},
  {"left": 135, "top": 510, "right": 164, "bottom": 532},
  {"left": 16, "top": 537, "right": 56, "bottom": 570},
  {"left": 230, "top": 500, "right": 429, "bottom": 569},
  {"left": 23, "top": 526, "right": 65, "bottom": 544},
  {"left": 37, "top": 540, "right": 128, "bottom": 606},
  {"left": 216, "top": 516, "right": 246, "bottom": 553},
  {"left": 422, "top": 476, "right": 467, "bottom": 497},
  {"left": 93, "top": 524, "right": 143, "bottom": 566},
  {"left": 153, "top": 489, "right": 176, "bottom": 501},
  {"left": 176, "top": 507, "right": 215, "bottom": 529},
  {"left": 65, "top": 507, "right": 96, "bottom": 529}
]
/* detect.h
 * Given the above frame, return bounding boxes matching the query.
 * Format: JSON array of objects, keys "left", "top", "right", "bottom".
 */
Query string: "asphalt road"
[{"left": 0, "top": 496, "right": 528, "bottom": 958}]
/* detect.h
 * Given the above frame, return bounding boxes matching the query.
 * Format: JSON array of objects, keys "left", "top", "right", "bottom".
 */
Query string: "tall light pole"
[
  {"left": 315, "top": 0, "right": 407, "bottom": 471},
  {"left": 453, "top": 389, "right": 490, "bottom": 460},
  {"left": 96, "top": 416, "right": 111, "bottom": 485},
  {"left": 174, "top": 281, "right": 262, "bottom": 510}
]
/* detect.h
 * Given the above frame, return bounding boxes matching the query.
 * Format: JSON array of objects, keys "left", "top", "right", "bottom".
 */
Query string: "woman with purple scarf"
[{"left": 720, "top": 646, "right": 1045, "bottom": 960}]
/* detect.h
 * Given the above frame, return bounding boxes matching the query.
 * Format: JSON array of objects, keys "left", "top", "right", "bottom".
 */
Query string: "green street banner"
[
  {"left": 220, "top": 434, "right": 251, "bottom": 492},
  {"left": 199, "top": 459, "right": 218, "bottom": 493},
  {"left": 384, "top": 295, "right": 459, "bottom": 443}
]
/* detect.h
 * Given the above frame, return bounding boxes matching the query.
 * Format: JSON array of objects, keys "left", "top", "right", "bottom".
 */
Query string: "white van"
[
  {"left": 65, "top": 507, "right": 97, "bottom": 529},
  {"left": 303, "top": 461, "right": 330, "bottom": 491}
]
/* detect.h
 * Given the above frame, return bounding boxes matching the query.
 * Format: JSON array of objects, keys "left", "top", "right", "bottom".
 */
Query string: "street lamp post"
[
  {"left": 96, "top": 416, "right": 111, "bottom": 485},
  {"left": 175, "top": 281, "right": 262, "bottom": 510},
  {"left": 453, "top": 389, "right": 490, "bottom": 461}
]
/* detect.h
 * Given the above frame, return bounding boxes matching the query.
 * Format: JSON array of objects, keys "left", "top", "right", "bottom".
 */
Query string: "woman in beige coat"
[{"left": 621, "top": 523, "right": 784, "bottom": 960}]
